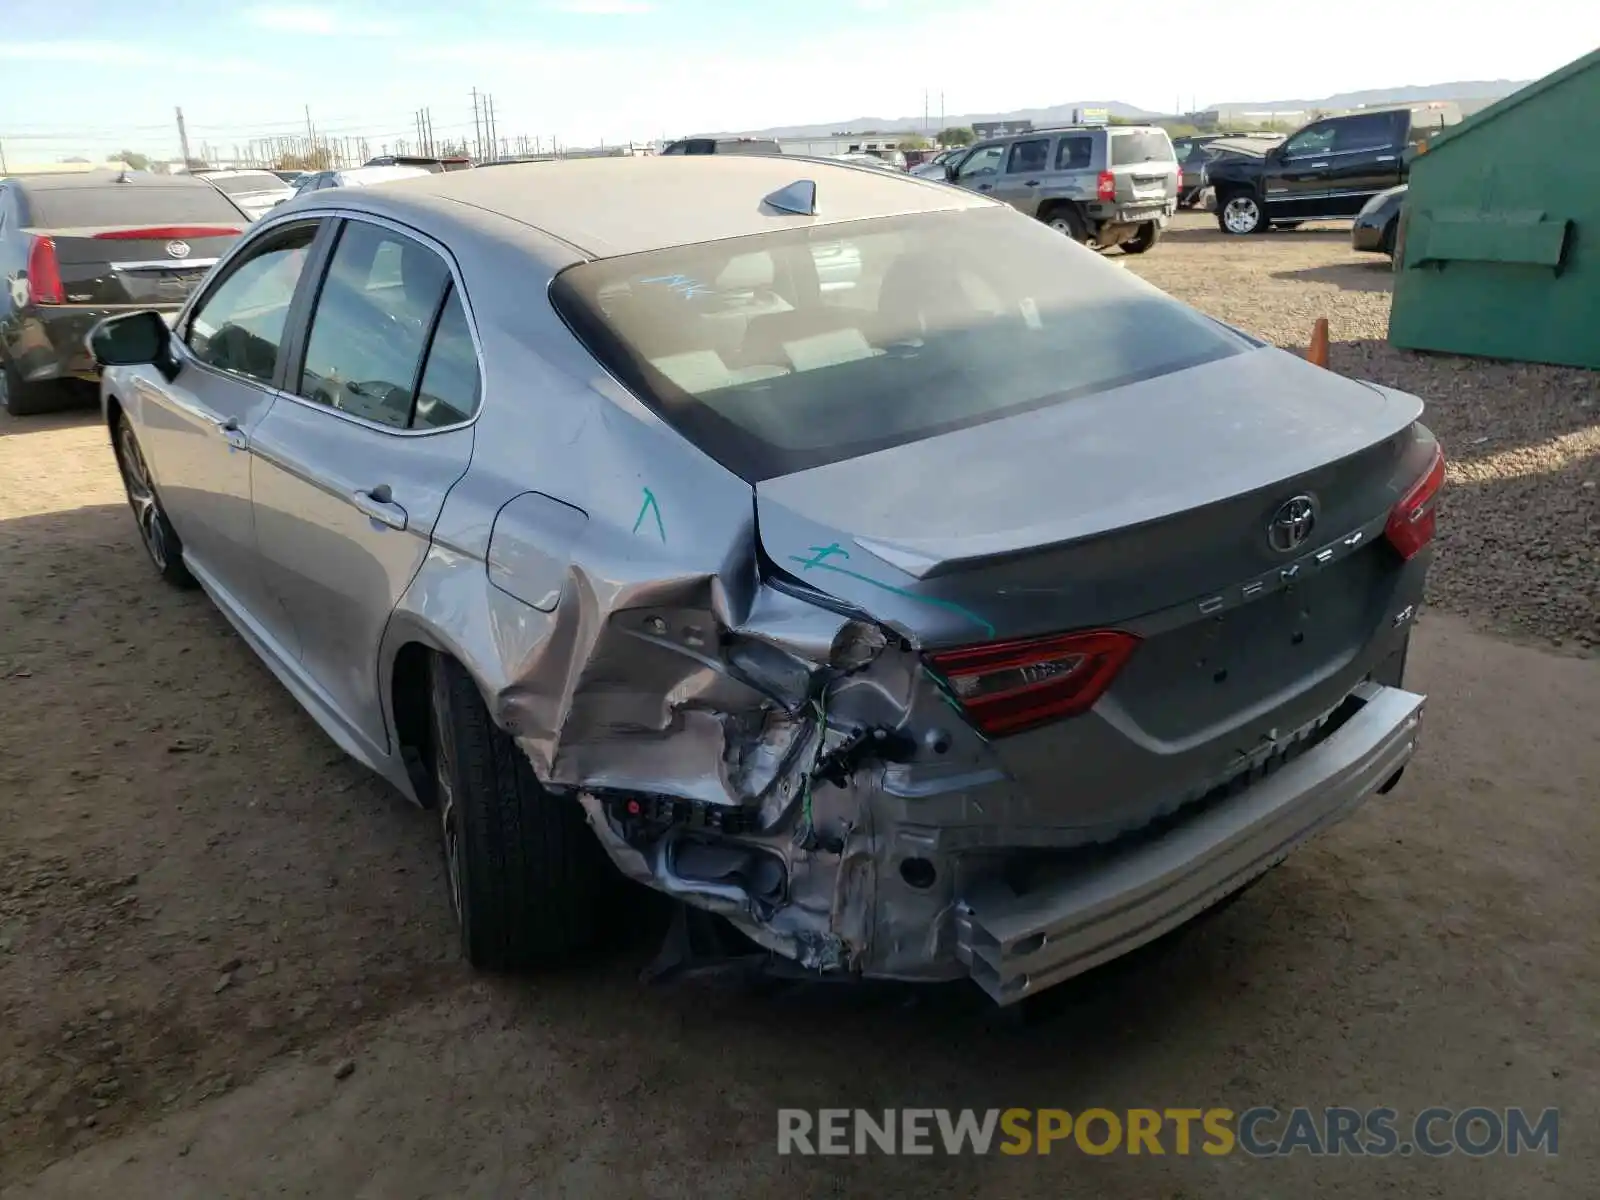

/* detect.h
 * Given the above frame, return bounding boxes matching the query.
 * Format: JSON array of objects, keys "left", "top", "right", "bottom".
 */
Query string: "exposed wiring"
[{"left": 795, "top": 690, "right": 830, "bottom": 847}]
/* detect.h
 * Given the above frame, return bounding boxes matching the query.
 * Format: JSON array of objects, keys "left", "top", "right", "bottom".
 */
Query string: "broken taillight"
[
  {"left": 26, "top": 236, "right": 64, "bottom": 306},
  {"left": 1384, "top": 442, "right": 1446, "bottom": 560},
  {"left": 927, "top": 629, "right": 1141, "bottom": 738},
  {"left": 1096, "top": 170, "right": 1116, "bottom": 202}
]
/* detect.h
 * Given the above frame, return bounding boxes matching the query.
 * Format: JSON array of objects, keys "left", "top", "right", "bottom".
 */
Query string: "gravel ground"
[
  {"left": 0, "top": 214, "right": 1596, "bottom": 1197},
  {"left": 1122, "top": 215, "right": 1600, "bottom": 651}
]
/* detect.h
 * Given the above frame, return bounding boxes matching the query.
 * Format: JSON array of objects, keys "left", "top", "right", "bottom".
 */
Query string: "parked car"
[
  {"left": 364, "top": 154, "right": 475, "bottom": 173},
  {"left": 1171, "top": 134, "right": 1285, "bottom": 207},
  {"left": 1353, "top": 184, "right": 1407, "bottom": 259},
  {"left": 192, "top": 169, "right": 297, "bottom": 221},
  {"left": 293, "top": 165, "right": 432, "bottom": 194},
  {"left": 660, "top": 137, "right": 783, "bottom": 156},
  {"left": 1205, "top": 105, "right": 1459, "bottom": 235},
  {"left": 89, "top": 155, "right": 1439, "bottom": 1006},
  {"left": 0, "top": 170, "right": 244, "bottom": 415},
  {"left": 910, "top": 147, "right": 964, "bottom": 179},
  {"left": 833, "top": 152, "right": 901, "bottom": 171},
  {"left": 944, "top": 124, "right": 1178, "bottom": 253},
  {"left": 272, "top": 170, "right": 307, "bottom": 187}
]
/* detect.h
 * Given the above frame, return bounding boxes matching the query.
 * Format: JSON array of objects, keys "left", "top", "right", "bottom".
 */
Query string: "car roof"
[
  {"left": 8, "top": 170, "right": 221, "bottom": 194},
  {"left": 192, "top": 169, "right": 284, "bottom": 181},
  {"left": 341, "top": 165, "right": 431, "bottom": 184},
  {"left": 328, "top": 154, "right": 995, "bottom": 258}
]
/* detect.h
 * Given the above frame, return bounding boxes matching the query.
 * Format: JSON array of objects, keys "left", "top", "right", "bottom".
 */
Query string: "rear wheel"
[
  {"left": 1217, "top": 191, "right": 1267, "bottom": 235},
  {"left": 113, "top": 414, "right": 195, "bottom": 588},
  {"left": 0, "top": 358, "right": 59, "bottom": 417},
  {"left": 1118, "top": 222, "right": 1162, "bottom": 255},
  {"left": 1041, "top": 205, "right": 1089, "bottom": 243},
  {"left": 429, "top": 653, "right": 615, "bottom": 969}
]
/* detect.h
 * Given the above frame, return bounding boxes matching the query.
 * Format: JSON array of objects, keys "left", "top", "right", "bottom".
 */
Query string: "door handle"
[
  {"left": 1309, "top": 162, "right": 1328, "bottom": 168},
  {"left": 202, "top": 413, "right": 248, "bottom": 451},
  {"left": 1377, "top": 155, "right": 1397, "bottom": 162},
  {"left": 353, "top": 484, "right": 408, "bottom": 531},
  {"left": 1024, "top": 180, "right": 1040, "bottom": 186},
  {"left": 977, "top": 183, "right": 993, "bottom": 192}
]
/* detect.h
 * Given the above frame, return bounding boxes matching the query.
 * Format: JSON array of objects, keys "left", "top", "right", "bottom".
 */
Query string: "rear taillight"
[
  {"left": 26, "top": 237, "right": 64, "bottom": 306},
  {"left": 927, "top": 629, "right": 1141, "bottom": 738},
  {"left": 1384, "top": 442, "right": 1446, "bottom": 560},
  {"left": 1096, "top": 170, "right": 1116, "bottom": 202},
  {"left": 92, "top": 226, "right": 241, "bottom": 240}
]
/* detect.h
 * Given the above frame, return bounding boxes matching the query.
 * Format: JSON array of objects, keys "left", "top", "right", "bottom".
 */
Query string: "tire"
[
  {"left": 112, "top": 414, "right": 196, "bottom": 588},
  {"left": 1217, "top": 191, "right": 1268, "bottom": 235},
  {"left": 1041, "top": 204, "right": 1089, "bottom": 243},
  {"left": 429, "top": 652, "right": 614, "bottom": 969},
  {"left": 1118, "top": 222, "right": 1162, "bottom": 255},
  {"left": 0, "top": 357, "right": 60, "bottom": 417}
]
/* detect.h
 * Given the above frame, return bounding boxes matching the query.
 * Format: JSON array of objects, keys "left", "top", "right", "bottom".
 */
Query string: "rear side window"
[
  {"left": 1055, "top": 136, "right": 1093, "bottom": 169},
  {"left": 550, "top": 207, "right": 1249, "bottom": 481},
  {"left": 413, "top": 288, "right": 481, "bottom": 429},
  {"left": 297, "top": 221, "right": 450, "bottom": 429},
  {"left": 1006, "top": 139, "right": 1049, "bottom": 174},
  {"left": 24, "top": 184, "right": 244, "bottom": 227},
  {"left": 1110, "top": 131, "right": 1175, "bottom": 166},
  {"left": 1335, "top": 113, "right": 1401, "bottom": 153}
]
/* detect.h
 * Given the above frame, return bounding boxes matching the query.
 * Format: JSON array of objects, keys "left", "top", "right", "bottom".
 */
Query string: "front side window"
[
  {"left": 1006, "top": 139, "right": 1049, "bottom": 174},
  {"left": 955, "top": 145, "right": 1003, "bottom": 180},
  {"left": 1283, "top": 122, "right": 1337, "bottom": 158},
  {"left": 296, "top": 221, "right": 450, "bottom": 429},
  {"left": 186, "top": 223, "right": 318, "bottom": 385},
  {"left": 550, "top": 208, "right": 1251, "bottom": 481}
]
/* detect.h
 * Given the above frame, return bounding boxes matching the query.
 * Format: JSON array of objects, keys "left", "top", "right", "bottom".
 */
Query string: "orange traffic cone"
[{"left": 1306, "top": 317, "right": 1330, "bottom": 369}]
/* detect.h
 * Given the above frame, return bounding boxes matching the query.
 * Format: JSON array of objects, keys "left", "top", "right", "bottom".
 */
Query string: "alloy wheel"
[
  {"left": 117, "top": 425, "right": 168, "bottom": 570},
  {"left": 1223, "top": 197, "right": 1261, "bottom": 234}
]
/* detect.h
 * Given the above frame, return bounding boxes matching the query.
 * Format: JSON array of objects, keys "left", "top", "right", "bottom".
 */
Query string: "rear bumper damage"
[{"left": 956, "top": 681, "right": 1424, "bottom": 1004}]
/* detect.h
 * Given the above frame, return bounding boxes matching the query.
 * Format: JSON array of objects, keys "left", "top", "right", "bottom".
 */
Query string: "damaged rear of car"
[
  {"left": 97, "top": 161, "right": 1437, "bottom": 1007},
  {"left": 523, "top": 205, "right": 1437, "bottom": 1003}
]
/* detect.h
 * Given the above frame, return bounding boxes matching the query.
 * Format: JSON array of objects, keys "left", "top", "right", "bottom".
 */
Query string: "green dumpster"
[{"left": 1388, "top": 47, "right": 1600, "bottom": 370}]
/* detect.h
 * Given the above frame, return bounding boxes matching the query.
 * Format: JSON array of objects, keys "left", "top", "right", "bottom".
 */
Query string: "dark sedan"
[
  {"left": 1353, "top": 184, "right": 1407, "bottom": 257},
  {"left": 1, "top": 171, "right": 246, "bottom": 415}
]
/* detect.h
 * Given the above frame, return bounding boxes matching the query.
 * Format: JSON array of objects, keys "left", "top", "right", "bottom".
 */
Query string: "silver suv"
[{"left": 944, "top": 125, "right": 1179, "bottom": 253}]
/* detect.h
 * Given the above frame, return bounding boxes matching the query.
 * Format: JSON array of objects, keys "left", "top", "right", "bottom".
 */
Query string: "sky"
[{"left": 2, "top": 1, "right": 1597, "bottom": 164}]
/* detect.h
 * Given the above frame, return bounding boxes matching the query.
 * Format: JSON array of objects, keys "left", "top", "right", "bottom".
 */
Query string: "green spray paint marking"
[
  {"left": 632, "top": 487, "right": 666, "bottom": 544},
  {"left": 788, "top": 542, "right": 995, "bottom": 638}
]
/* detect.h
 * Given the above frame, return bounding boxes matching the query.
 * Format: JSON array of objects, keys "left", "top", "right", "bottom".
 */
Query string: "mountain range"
[{"left": 721, "top": 80, "right": 1530, "bottom": 138}]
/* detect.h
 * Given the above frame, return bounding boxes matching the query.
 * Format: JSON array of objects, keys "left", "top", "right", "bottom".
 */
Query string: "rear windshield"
[
  {"left": 206, "top": 173, "right": 285, "bottom": 195},
  {"left": 1110, "top": 131, "right": 1176, "bottom": 166},
  {"left": 550, "top": 207, "right": 1249, "bottom": 481},
  {"left": 26, "top": 184, "right": 245, "bottom": 228}
]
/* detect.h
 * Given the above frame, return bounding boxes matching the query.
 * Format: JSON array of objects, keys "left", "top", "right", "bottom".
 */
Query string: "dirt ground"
[{"left": 1, "top": 213, "right": 1597, "bottom": 1197}]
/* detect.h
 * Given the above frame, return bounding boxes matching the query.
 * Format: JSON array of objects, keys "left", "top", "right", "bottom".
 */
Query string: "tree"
[
  {"left": 898, "top": 134, "right": 931, "bottom": 151},
  {"left": 115, "top": 149, "right": 150, "bottom": 170},
  {"left": 937, "top": 126, "right": 975, "bottom": 147},
  {"left": 275, "top": 147, "right": 333, "bottom": 172}
]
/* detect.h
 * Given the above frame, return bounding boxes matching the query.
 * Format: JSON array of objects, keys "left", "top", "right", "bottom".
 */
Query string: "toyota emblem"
[
  {"left": 165, "top": 240, "right": 192, "bottom": 259},
  {"left": 1267, "top": 495, "right": 1317, "bottom": 553}
]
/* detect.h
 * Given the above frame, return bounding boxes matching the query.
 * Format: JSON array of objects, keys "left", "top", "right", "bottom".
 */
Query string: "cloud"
[{"left": 241, "top": 5, "right": 405, "bottom": 35}]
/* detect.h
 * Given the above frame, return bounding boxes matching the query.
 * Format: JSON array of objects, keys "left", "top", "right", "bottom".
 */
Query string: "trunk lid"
[
  {"left": 757, "top": 346, "right": 1429, "bottom": 821},
  {"left": 31, "top": 225, "right": 240, "bottom": 307}
]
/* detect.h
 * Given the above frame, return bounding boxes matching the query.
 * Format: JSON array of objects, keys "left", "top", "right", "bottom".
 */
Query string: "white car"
[{"left": 192, "top": 169, "right": 297, "bottom": 221}]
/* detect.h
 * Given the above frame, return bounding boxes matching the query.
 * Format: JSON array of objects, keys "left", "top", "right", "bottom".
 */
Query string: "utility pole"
[
  {"left": 487, "top": 94, "right": 497, "bottom": 161},
  {"left": 1, "top": 138, "right": 10, "bottom": 175},
  {"left": 471, "top": 88, "right": 483, "bottom": 160},
  {"left": 425, "top": 109, "right": 435, "bottom": 156},
  {"left": 304, "top": 105, "right": 314, "bottom": 158},
  {"left": 175, "top": 106, "right": 193, "bottom": 167}
]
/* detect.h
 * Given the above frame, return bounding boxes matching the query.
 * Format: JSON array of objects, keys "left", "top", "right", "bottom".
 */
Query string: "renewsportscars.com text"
[{"left": 777, "top": 1107, "right": 1559, "bottom": 1158}]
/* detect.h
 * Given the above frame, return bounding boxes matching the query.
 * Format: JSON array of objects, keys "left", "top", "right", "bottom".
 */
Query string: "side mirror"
[
  {"left": 945, "top": 161, "right": 959, "bottom": 181},
  {"left": 89, "top": 310, "right": 179, "bottom": 381}
]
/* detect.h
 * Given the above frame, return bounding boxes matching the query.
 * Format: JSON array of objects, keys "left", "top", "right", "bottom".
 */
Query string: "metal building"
[{"left": 1388, "top": 48, "right": 1600, "bottom": 369}]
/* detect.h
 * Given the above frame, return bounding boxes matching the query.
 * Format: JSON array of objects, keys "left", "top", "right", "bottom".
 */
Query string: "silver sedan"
[{"left": 89, "top": 156, "right": 1440, "bottom": 1005}]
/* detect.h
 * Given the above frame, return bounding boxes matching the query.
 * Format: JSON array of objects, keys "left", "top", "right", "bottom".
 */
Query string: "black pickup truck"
[{"left": 1206, "top": 104, "right": 1458, "bottom": 235}]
